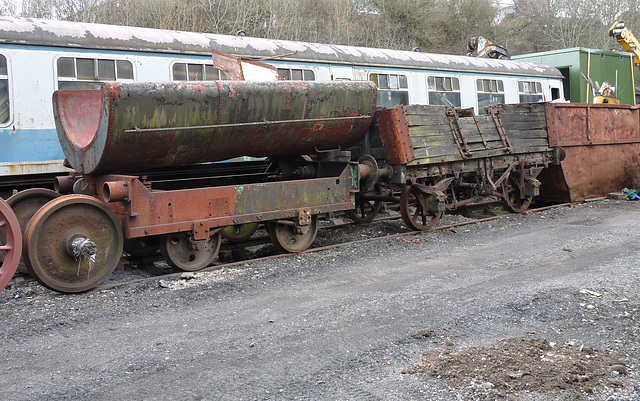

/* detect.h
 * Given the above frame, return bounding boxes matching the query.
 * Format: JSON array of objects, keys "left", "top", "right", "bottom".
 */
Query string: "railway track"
[{"left": 7, "top": 201, "right": 573, "bottom": 299}]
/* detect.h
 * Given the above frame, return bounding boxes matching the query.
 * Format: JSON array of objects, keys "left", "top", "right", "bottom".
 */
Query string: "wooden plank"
[
  {"left": 410, "top": 136, "right": 453, "bottom": 148},
  {"left": 499, "top": 111, "right": 547, "bottom": 121},
  {"left": 410, "top": 132, "right": 507, "bottom": 149},
  {"left": 507, "top": 129, "right": 550, "bottom": 140},
  {"left": 501, "top": 121, "right": 548, "bottom": 132},
  {"left": 407, "top": 121, "right": 499, "bottom": 139},
  {"left": 411, "top": 147, "right": 514, "bottom": 162},
  {"left": 410, "top": 146, "right": 552, "bottom": 165},
  {"left": 407, "top": 126, "right": 454, "bottom": 137},
  {"left": 396, "top": 104, "right": 553, "bottom": 167},
  {"left": 404, "top": 104, "right": 448, "bottom": 115},
  {"left": 406, "top": 114, "right": 450, "bottom": 127},
  {"left": 411, "top": 144, "right": 460, "bottom": 158}
]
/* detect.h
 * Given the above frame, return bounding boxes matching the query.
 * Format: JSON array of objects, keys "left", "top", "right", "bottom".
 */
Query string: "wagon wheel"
[
  {"left": 23, "top": 195, "right": 124, "bottom": 293},
  {"left": 399, "top": 184, "right": 443, "bottom": 231},
  {"left": 221, "top": 223, "right": 259, "bottom": 243},
  {"left": 0, "top": 198, "right": 22, "bottom": 292},
  {"left": 160, "top": 231, "right": 221, "bottom": 271},
  {"left": 267, "top": 215, "right": 318, "bottom": 253},
  {"left": 124, "top": 236, "right": 161, "bottom": 258},
  {"left": 345, "top": 185, "right": 384, "bottom": 224},
  {"left": 5, "top": 188, "right": 61, "bottom": 273},
  {"left": 502, "top": 173, "right": 532, "bottom": 213}
]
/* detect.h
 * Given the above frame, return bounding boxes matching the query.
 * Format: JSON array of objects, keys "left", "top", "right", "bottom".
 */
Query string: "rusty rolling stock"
[
  {"left": 9, "top": 80, "right": 378, "bottom": 293},
  {"left": 5, "top": 92, "right": 562, "bottom": 293},
  {"left": 6, "top": 80, "right": 639, "bottom": 294},
  {"left": 347, "top": 103, "right": 561, "bottom": 230}
]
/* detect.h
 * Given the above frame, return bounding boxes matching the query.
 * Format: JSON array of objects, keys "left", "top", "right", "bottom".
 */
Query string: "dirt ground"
[
  {"left": 406, "top": 335, "right": 628, "bottom": 399},
  {"left": 1, "top": 199, "right": 640, "bottom": 400}
]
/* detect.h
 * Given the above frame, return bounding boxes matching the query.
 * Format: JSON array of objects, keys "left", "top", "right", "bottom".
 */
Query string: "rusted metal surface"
[
  {"left": 399, "top": 183, "right": 444, "bottom": 231},
  {"left": 0, "top": 197, "right": 21, "bottom": 292},
  {"left": 53, "top": 80, "right": 377, "bottom": 174},
  {"left": 540, "top": 103, "right": 640, "bottom": 201},
  {"left": 6, "top": 188, "right": 61, "bottom": 273},
  {"left": 22, "top": 195, "right": 123, "bottom": 293},
  {"left": 160, "top": 231, "right": 222, "bottom": 271},
  {"left": 86, "top": 162, "right": 359, "bottom": 241},
  {"left": 211, "top": 49, "right": 245, "bottom": 80},
  {"left": 267, "top": 215, "right": 318, "bottom": 253},
  {"left": 375, "top": 106, "right": 415, "bottom": 165},
  {"left": 445, "top": 107, "right": 473, "bottom": 159},
  {"left": 211, "top": 49, "right": 279, "bottom": 81},
  {"left": 485, "top": 106, "right": 513, "bottom": 153}
]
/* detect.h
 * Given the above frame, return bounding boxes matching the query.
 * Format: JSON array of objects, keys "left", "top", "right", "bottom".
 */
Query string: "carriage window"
[
  {"left": 0, "top": 55, "right": 9, "bottom": 124},
  {"left": 76, "top": 58, "right": 94, "bottom": 80},
  {"left": 427, "top": 76, "right": 461, "bottom": 107},
  {"left": 370, "top": 73, "right": 409, "bottom": 107},
  {"left": 518, "top": 80, "right": 543, "bottom": 103},
  {"left": 277, "top": 68, "right": 315, "bottom": 81},
  {"left": 205, "top": 65, "right": 224, "bottom": 80},
  {"left": 117, "top": 60, "right": 134, "bottom": 79},
  {"left": 57, "top": 58, "right": 75, "bottom": 78},
  {"left": 97, "top": 59, "right": 116, "bottom": 80},
  {"left": 188, "top": 64, "right": 203, "bottom": 81},
  {"left": 57, "top": 57, "right": 134, "bottom": 89},
  {"left": 476, "top": 78, "right": 505, "bottom": 110},
  {"left": 172, "top": 63, "right": 226, "bottom": 81}
]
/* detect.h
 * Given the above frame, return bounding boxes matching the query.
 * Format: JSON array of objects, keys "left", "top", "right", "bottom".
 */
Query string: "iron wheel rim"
[
  {"left": 0, "top": 198, "right": 22, "bottom": 292},
  {"left": 160, "top": 231, "right": 221, "bottom": 271},
  {"left": 399, "top": 184, "right": 443, "bottom": 231},
  {"left": 267, "top": 216, "right": 318, "bottom": 253},
  {"left": 23, "top": 195, "right": 123, "bottom": 293}
]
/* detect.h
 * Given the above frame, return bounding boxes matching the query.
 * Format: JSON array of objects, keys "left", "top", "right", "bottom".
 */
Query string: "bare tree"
[
  {"left": 19, "top": 0, "right": 56, "bottom": 18},
  {"left": 12, "top": 0, "right": 640, "bottom": 58},
  {"left": 0, "top": 0, "right": 17, "bottom": 16}
]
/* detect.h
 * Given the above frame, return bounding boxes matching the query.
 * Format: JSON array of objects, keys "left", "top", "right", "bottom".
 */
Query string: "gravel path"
[{"left": 1, "top": 200, "right": 639, "bottom": 400}]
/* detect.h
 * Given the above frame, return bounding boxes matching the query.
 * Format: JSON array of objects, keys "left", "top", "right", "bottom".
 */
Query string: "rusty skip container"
[
  {"left": 538, "top": 103, "right": 640, "bottom": 202},
  {"left": 53, "top": 80, "right": 378, "bottom": 175}
]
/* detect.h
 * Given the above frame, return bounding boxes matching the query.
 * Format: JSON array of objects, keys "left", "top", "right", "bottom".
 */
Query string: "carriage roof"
[{"left": 0, "top": 16, "right": 563, "bottom": 78}]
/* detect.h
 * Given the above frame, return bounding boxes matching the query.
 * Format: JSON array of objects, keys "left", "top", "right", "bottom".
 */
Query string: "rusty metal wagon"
[{"left": 16, "top": 80, "right": 378, "bottom": 293}]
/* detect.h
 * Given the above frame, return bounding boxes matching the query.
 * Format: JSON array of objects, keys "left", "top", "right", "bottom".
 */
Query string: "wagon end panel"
[{"left": 375, "top": 106, "right": 415, "bottom": 165}]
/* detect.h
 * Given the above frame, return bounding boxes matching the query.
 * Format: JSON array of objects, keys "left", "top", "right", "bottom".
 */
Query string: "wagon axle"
[{"left": 68, "top": 235, "right": 97, "bottom": 260}]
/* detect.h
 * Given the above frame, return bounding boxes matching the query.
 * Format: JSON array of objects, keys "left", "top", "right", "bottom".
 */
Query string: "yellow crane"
[
  {"left": 608, "top": 20, "right": 640, "bottom": 104},
  {"left": 609, "top": 20, "right": 640, "bottom": 68}
]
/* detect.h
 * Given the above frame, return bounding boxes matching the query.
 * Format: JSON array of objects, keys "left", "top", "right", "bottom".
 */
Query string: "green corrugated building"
[{"left": 513, "top": 48, "right": 636, "bottom": 105}]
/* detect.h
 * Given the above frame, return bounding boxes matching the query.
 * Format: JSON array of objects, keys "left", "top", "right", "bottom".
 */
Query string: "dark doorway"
[{"left": 558, "top": 67, "right": 570, "bottom": 101}]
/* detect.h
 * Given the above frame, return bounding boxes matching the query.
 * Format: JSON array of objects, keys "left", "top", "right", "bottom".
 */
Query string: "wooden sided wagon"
[{"left": 348, "top": 103, "right": 562, "bottom": 230}]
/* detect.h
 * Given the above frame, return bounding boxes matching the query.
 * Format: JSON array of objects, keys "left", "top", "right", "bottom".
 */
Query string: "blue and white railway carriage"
[{"left": 0, "top": 17, "right": 564, "bottom": 189}]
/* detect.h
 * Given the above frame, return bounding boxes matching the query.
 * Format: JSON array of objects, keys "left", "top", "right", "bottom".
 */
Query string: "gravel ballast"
[{"left": 1, "top": 200, "right": 639, "bottom": 400}]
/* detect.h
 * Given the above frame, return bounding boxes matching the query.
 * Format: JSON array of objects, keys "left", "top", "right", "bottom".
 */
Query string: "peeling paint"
[
  {"left": 0, "top": 17, "right": 562, "bottom": 78},
  {"left": 54, "top": 80, "right": 376, "bottom": 174}
]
